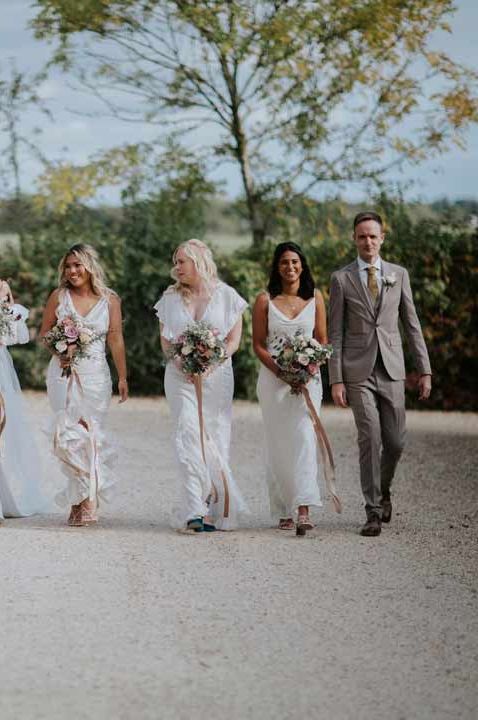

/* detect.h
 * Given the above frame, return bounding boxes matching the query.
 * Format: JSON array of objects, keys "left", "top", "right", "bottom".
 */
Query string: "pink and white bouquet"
[
  {"left": 271, "top": 331, "right": 333, "bottom": 394},
  {"left": 172, "top": 321, "right": 226, "bottom": 375},
  {"left": 43, "top": 315, "right": 103, "bottom": 377}
]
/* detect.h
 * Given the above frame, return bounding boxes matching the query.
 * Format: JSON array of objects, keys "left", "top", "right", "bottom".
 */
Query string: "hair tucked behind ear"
[{"left": 169, "top": 239, "right": 218, "bottom": 301}]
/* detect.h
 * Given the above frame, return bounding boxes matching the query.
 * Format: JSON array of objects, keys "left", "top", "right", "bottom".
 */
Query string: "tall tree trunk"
[{"left": 231, "top": 102, "right": 266, "bottom": 248}]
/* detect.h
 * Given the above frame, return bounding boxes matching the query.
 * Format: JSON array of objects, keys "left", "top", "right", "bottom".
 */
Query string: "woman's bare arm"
[
  {"left": 107, "top": 294, "right": 128, "bottom": 402},
  {"left": 252, "top": 292, "right": 280, "bottom": 377},
  {"left": 314, "top": 289, "right": 328, "bottom": 344}
]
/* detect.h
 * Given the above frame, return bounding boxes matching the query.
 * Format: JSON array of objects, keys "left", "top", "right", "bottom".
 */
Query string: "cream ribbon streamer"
[
  {"left": 0, "top": 389, "right": 6, "bottom": 456},
  {"left": 302, "top": 386, "right": 342, "bottom": 513},
  {"left": 193, "top": 374, "right": 229, "bottom": 519}
]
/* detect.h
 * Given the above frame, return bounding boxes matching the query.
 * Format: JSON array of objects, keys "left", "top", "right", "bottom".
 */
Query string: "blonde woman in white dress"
[
  {"left": 40, "top": 244, "right": 128, "bottom": 527},
  {"left": 0, "top": 279, "right": 49, "bottom": 520},
  {"left": 253, "top": 242, "right": 328, "bottom": 533},
  {"left": 154, "top": 239, "right": 248, "bottom": 532}
]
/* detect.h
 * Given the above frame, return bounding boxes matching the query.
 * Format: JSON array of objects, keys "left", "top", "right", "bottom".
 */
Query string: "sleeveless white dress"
[
  {"left": 154, "top": 282, "right": 248, "bottom": 529},
  {"left": 46, "top": 290, "right": 115, "bottom": 507},
  {"left": 0, "top": 305, "right": 49, "bottom": 518},
  {"left": 257, "top": 298, "right": 323, "bottom": 520}
]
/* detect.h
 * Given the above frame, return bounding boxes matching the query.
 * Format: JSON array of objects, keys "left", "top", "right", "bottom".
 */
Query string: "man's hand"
[
  {"left": 332, "top": 382, "right": 348, "bottom": 408},
  {"left": 418, "top": 374, "right": 432, "bottom": 401}
]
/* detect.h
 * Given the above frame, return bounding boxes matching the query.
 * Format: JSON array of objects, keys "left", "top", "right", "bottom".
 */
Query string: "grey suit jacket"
[{"left": 328, "top": 259, "right": 431, "bottom": 384}]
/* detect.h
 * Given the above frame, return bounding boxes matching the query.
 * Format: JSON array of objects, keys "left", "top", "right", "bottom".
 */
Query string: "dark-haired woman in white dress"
[{"left": 253, "top": 242, "right": 329, "bottom": 533}]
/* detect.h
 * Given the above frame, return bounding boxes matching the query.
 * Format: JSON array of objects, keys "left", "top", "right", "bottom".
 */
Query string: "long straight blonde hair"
[
  {"left": 58, "top": 243, "right": 110, "bottom": 297},
  {"left": 169, "top": 238, "right": 218, "bottom": 300}
]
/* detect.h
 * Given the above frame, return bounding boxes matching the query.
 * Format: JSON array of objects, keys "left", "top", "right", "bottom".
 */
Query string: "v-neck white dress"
[
  {"left": 154, "top": 282, "right": 248, "bottom": 529},
  {"left": 257, "top": 298, "right": 323, "bottom": 520},
  {"left": 46, "top": 289, "right": 115, "bottom": 507}
]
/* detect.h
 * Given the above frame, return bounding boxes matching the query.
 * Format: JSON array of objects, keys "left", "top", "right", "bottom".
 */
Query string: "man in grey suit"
[{"left": 328, "top": 211, "right": 432, "bottom": 536}]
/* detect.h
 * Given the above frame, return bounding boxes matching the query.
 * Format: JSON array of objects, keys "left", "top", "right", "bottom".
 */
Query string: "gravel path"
[{"left": 1, "top": 393, "right": 477, "bottom": 720}]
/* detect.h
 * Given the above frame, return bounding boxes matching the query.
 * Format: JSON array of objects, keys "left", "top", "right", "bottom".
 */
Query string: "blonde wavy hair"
[
  {"left": 169, "top": 238, "right": 218, "bottom": 300},
  {"left": 58, "top": 243, "right": 110, "bottom": 297}
]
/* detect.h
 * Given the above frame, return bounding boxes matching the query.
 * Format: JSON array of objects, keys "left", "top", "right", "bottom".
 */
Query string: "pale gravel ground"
[{"left": 1, "top": 392, "right": 477, "bottom": 720}]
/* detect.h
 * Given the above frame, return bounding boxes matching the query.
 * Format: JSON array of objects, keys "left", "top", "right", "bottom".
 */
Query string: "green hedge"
[{"left": 2, "top": 195, "right": 477, "bottom": 410}]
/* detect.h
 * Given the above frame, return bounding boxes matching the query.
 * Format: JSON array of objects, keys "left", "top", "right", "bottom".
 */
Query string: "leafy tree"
[
  {"left": 32, "top": 0, "right": 478, "bottom": 247},
  {"left": 117, "top": 147, "right": 216, "bottom": 393},
  {"left": 0, "top": 61, "right": 51, "bottom": 235}
]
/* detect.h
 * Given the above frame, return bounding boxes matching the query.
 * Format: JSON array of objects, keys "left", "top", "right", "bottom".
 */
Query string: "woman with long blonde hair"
[
  {"left": 40, "top": 243, "right": 128, "bottom": 526},
  {"left": 154, "top": 239, "right": 248, "bottom": 532}
]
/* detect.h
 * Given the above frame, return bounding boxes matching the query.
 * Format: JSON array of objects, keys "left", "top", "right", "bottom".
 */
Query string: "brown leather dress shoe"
[
  {"left": 382, "top": 499, "right": 392, "bottom": 524},
  {"left": 360, "top": 514, "right": 382, "bottom": 537}
]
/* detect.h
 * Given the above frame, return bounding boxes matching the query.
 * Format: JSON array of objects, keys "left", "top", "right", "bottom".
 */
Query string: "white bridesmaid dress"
[
  {"left": 0, "top": 305, "right": 49, "bottom": 518},
  {"left": 154, "top": 281, "right": 248, "bottom": 529},
  {"left": 46, "top": 289, "right": 115, "bottom": 507},
  {"left": 257, "top": 297, "right": 323, "bottom": 521}
]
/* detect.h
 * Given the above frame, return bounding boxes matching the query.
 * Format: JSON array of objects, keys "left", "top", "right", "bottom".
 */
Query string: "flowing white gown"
[
  {"left": 46, "top": 290, "right": 115, "bottom": 507},
  {"left": 257, "top": 298, "right": 323, "bottom": 520},
  {"left": 0, "top": 305, "right": 49, "bottom": 518},
  {"left": 154, "top": 282, "right": 248, "bottom": 529}
]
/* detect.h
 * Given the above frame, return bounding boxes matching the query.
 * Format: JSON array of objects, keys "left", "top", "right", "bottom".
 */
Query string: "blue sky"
[{"left": 1, "top": 0, "right": 477, "bottom": 204}]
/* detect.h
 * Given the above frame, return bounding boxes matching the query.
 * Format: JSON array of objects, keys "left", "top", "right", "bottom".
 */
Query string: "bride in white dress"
[
  {"left": 40, "top": 244, "right": 128, "bottom": 527},
  {"left": 155, "top": 239, "right": 248, "bottom": 532},
  {"left": 252, "top": 242, "right": 329, "bottom": 533},
  {"left": 0, "top": 279, "right": 49, "bottom": 520}
]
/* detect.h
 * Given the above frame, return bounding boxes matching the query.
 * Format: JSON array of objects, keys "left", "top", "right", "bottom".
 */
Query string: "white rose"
[
  {"left": 384, "top": 272, "right": 397, "bottom": 286},
  {"left": 55, "top": 341, "right": 67, "bottom": 353},
  {"left": 305, "top": 347, "right": 315, "bottom": 356},
  {"left": 309, "top": 338, "right": 320, "bottom": 348},
  {"left": 181, "top": 344, "right": 193, "bottom": 355},
  {"left": 79, "top": 333, "right": 92, "bottom": 344},
  {"left": 297, "top": 353, "right": 310, "bottom": 366}
]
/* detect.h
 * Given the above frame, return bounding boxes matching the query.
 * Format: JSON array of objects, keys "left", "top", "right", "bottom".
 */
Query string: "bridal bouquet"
[
  {"left": 43, "top": 315, "right": 102, "bottom": 377},
  {"left": 172, "top": 321, "right": 226, "bottom": 375},
  {"left": 0, "top": 300, "right": 22, "bottom": 338},
  {"left": 271, "top": 331, "right": 333, "bottom": 394}
]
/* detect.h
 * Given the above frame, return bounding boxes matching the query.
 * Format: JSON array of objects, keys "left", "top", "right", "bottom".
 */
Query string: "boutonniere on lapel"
[{"left": 382, "top": 272, "right": 397, "bottom": 290}]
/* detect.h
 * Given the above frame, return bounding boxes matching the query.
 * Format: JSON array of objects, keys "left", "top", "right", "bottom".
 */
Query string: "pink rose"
[
  {"left": 308, "top": 363, "right": 319, "bottom": 375},
  {"left": 64, "top": 325, "right": 79, "bottom": 341}
]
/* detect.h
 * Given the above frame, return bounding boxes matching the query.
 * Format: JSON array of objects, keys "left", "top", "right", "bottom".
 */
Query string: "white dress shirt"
[{"left": 357, "top": 256, "right": 382, "bottom": 293}]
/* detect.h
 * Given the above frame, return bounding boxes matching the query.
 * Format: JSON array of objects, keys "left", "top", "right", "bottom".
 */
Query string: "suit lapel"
[
  {"left": 347, "top": 261, "right": 375, "bottom": 316},
  {"left": 376, "top": 260, "right": 391, "bottom": 318}
]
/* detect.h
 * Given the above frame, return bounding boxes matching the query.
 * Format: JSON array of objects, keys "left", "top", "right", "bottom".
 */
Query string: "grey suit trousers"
[{"left": 346, "top": 354, "right": 406, "bottom": 518}]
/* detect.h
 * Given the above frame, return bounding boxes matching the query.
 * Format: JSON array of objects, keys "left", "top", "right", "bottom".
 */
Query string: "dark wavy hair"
[{"left": 267, "top": 242, "right": 315, "bottom": 299}]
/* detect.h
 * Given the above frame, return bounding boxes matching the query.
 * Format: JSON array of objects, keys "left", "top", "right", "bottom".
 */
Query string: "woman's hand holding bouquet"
[
  {"left": 171, "top": 321, "right": 226, "bottom": 382},
  {"left": 43, "top": 315, "right": 103, "bottom": 377},
  {"left": 271, "top": 331, "right": 333, "bottom": 395}
]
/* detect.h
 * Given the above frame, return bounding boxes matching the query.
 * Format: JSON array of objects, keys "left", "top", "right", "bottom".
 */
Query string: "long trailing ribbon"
[
  {"left": 302, "top": 386, "right": 342, "bottom": 514},
  {"left": 0, "top": 390, "right": 6, "bottom": 457},
  {"left": 54, "top": 367, "right": 99, "bottom": 503},
  {"left": 192, "top": 374, "right": 229, "bottom": 518}
]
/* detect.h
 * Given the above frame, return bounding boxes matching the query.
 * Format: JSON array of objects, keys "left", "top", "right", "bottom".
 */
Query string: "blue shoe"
[
  {"left": 203, "top": 523, "right": 217, "bottom": 532},
  {"left": 187, "top": 517, "right": 204, "bottom": 532}
]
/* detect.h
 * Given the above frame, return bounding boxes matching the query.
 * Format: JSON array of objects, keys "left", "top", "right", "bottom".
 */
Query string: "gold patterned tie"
[{"left": 367, "top": 266, "right": 379, "bottom": 302}]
